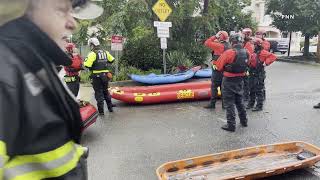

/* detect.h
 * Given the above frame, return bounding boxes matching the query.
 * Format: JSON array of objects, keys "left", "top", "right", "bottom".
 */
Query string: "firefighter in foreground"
[
  {"left": 84, "top": 37, "right": 115, "bottom": 115},
  {"left": 64, "top": 42, "right": 83, "bottom": 97},
  {"left": 204, "top": 31, "right": 231, "bottom": 109},
  {"left": 242, "top": 28, "right": 255, "bottom": 102},
  {"left": 0, "top": 0, "right": 102, "bottom": 179},
  {"left": 213, "top": 34, "right": 250, "bottom": 132},
  {"left": 246, "top": 38, "right": 277, "bottom": 111}
]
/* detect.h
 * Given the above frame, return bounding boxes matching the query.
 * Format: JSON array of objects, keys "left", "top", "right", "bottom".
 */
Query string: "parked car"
[{"left": 267, "top": 38, "right": 289, "bottom": 54}]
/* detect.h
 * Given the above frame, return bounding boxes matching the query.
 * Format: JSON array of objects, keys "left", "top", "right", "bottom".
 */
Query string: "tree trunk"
[
  {"left": 303, "top": 34, "right": 310, "bottom": 56},
  {"left": 203, "top": 0, "right": 210, "bottom": 39},
  {"left": 288, "top": 32, "right": 292, "bottom": 57},
  {"left": 317, "top": 32, "right": 320, "bottom": 63},
  {"left": 203, "top": 0, "right": 209, "bottom": 15}
]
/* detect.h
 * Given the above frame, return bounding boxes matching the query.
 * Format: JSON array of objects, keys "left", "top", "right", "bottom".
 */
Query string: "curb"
[{"left": 277, "top": 58, "right": 320, "bottom": 66}]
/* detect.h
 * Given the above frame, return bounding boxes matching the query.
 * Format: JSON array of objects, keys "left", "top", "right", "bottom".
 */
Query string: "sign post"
[
  {"left": 152, "top": 0, "right": 172, "bottom": 74},
  {"left": 111, "top": 35, "right": 123, "bottom": 76}
]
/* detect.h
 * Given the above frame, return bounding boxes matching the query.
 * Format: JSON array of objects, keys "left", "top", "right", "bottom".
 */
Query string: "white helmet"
[{"left": 87, "top": 37, "right": 100, "bottom": 46}]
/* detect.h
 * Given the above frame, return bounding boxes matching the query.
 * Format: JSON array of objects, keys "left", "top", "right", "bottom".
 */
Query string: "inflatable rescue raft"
[
  {"left": 110, "top": 81, "right": 221, "bottom": 105},
  {"left": 79, "top": 101, "right": 98, "bottom": 131}
]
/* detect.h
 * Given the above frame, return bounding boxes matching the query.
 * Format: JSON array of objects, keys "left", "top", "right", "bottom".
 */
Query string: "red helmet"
[
  {"left": 254, "top": 38, "right": 263, "bottom": 46},
  {"left": 65, "top": 43, "right": 75, "bottom": 52},
  {"left": 242, "top": 28, "right": 252, "bottom": 36},
  {"left": 217, "top": 31, "right": 229, "bottom": 41}
]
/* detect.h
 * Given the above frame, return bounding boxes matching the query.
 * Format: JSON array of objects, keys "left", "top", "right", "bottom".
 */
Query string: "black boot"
[
  {"left": 313, "top": 103, "right": 320, "bottom": 109},
  {"left": 240, "top": 120, "right": 248, "bottom": 127},
  {"left": 97, "top": 104, "right": 104, "bottom": 115},
  {"left": 107, "top": 104, "right": 114, "bottom": 112},
  {"left": 108, "top": 108, "right": 113, "bottom": 112},
  {"left": 204, "top": 102, "right": 216, "bottom": 109},
  {"left": 221, "top": 124, "right": 235, "bottom": 132},
  {"left": 246, "top": 103, "right": 254, "bottom": 109},
  {"left": 252, "top": 106, "right": 263, "bottom": 112}
]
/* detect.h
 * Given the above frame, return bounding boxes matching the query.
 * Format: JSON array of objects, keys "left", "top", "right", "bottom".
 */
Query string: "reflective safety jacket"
[
  {"left": 0, "top": 17, "right": 85, "bottom": 180},
  {"left": 84, "top": 50, "right": 114, "bottom": 74}
]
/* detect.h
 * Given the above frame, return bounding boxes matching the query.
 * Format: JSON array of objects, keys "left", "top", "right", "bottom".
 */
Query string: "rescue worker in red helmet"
[
  {"left": 213, "top": 33, "right": 250, "bottom": 132},
  {"left": 255, "top": 30, "right": 271, "bottom": 51},
  {"left": 64, "top": 42, "right": 83, "bottom": 97},
  {"left": 255, "top": 30, "right": 271, "bottom": 100},
  {"left": 242, "top": 28, "right": 255, "bottom": 55},
  {"left": 242, "top": 28, "right": 254, "bottom": 102},
  {"left": 204, "top": 31, "right": 231, "bottom": 109},
  {"left": 246, "top": 38, "right": 277, "bottom": 111}
]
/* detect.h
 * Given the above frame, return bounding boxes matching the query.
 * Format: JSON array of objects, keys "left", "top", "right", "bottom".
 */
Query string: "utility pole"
[{"left": 288, "top": 32, "right": 292, "bottom": 57}]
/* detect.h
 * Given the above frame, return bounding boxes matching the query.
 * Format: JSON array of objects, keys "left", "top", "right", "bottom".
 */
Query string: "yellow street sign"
[{"left": 152, "top": 0, "right": 172, "bottom": 22}]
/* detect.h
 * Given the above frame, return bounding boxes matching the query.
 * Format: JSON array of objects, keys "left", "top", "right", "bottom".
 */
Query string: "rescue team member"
[
  {"left": 64, "top": 43, "right": 83, "bottom": 97},
  {"left": 246, "top": 38, "right": 277, "bottom": 111},
  {"left": 84, "top": 37, "right": 115, "bottom": 115},
  {"left": 242, "top": 28, "right": 255, "bottom": 102},
  {"left": 0, "top": 0, "right": 102, "bottom": 179},
  {"left": 255, "top": 30, "right": 271, "bottom": 51},
  {"left": 255, "top": 30, "right": 270, "bottom": 100},
  {"left": 204, "top": 31, "right": 231, "bottom": 109},
  {"left": 213, "top": 34, "right": 249, "bottom": 132}
]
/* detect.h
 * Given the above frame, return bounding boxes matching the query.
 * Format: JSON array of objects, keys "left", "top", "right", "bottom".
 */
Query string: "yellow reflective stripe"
[
  {"left": 64, "top": 77, "right": 77, "bottom": 83},
  {"left": 0, "top": 141, "right": 6, "bottom": 156},
  {"left": 5, "top": 145, "right": 83, "bottom": 180},
  {"left": 92, "top": 70, "right": 109, "bottom": 74},
  {"left": 5, "top": 141, "right": 76, "bottom": 168},
  {"left": 84, "top": 51, "right": 96, "bottom": 68},
  {"left": 1, "top": 140, "right": 9, "bottom": 180},
  {"left": 106, "top": 51, "right": 115, "bottom": 63},
  {"left": 4, "top": 142, "right": 84, "bottom": 180}
]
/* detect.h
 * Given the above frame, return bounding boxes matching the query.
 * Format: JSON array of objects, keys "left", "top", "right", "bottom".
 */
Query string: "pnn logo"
[{"left": 281, "top": 15, "right": 295, "bottom": 20}]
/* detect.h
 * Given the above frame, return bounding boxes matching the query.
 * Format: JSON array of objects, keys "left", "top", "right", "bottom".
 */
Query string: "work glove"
[{"left": 212, "top": 65, "right": 218, "bottom": 70}]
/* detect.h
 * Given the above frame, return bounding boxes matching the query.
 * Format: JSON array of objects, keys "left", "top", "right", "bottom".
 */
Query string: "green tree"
[
  {"left": 208, "top": 0, "right": 255, "bottom": 33},
  {"left": 73, "top": 0, "right": 257, "bottom": 71},
  {"left": 266, "top": 0, "right": 320, "bottom": 56}
]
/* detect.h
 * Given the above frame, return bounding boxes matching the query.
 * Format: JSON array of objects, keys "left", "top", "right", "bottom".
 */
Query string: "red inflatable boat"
[
  {"left": 110, "top": 81, "right": 221, "bottom": 105},
  {"left": 79, "top": 101, "right": 98, "bottom": 131}
]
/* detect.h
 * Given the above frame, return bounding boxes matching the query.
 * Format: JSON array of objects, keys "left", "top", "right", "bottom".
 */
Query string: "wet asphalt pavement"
[{"left": 82, "top": 61, "right": 320, "bottom": 180}]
